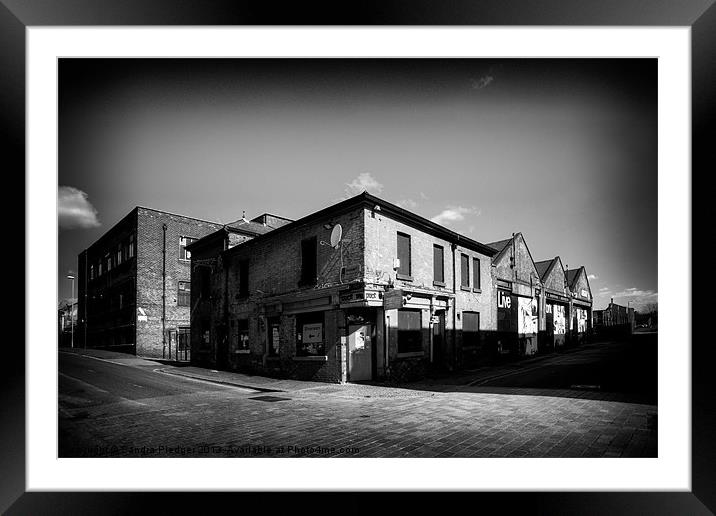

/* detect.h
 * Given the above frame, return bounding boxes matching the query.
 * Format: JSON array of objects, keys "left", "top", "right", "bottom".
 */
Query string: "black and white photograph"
[{"left": 57, "top": 57, "right": 659, "bottom": 460}]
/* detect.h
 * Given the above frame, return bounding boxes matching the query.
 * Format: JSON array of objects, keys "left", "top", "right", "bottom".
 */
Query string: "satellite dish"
[{"left": 330, "top": 224, "right": 343, "bottom": 248}]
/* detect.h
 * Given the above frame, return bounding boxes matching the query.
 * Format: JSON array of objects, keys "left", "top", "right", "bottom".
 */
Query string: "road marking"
[{"left": 59, "top": 372, "right": 110, "bottom": 394}]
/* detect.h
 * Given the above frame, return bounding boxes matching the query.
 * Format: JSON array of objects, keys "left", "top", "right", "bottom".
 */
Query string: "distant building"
[
  {"left": 76, "top": 207, "right": 286, "bottom": 358},
  {"left": 593, "top": 298, "right": 635, "bottom": 335},
  {"left": 58, "top": 298, "right": 77, "bottom": 348}
]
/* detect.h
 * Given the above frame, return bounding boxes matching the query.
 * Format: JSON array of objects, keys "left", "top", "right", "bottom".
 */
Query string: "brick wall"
[{"left": 135, "top": 208, "right": 223, "bottom": 358}]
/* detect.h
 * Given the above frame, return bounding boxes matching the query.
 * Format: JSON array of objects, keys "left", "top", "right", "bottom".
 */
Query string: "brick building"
[
  {"left": 486, "top": 233, "right": 543, "bottom": 357},
  {"left": 75, "top": 207, "right": 277, "bottom": 358},
  {"left": 189, "top": 192, "right": 498, "bottom": 383},
  {"left": 565, "top": 266, "right": 594, "bottom": 345},
  {"left": 534, "top": 256, "right": 570, "bottom": 351},
  {"left": 593, "top": 298, "right": 634, "bottom": 336}
]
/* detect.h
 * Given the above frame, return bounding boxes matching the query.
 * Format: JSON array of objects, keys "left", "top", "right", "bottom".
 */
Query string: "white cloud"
[
  {"left": 588, "top": 274, "right": 598, "bottom": 280},
  {"left": 345, "top": 172, "right": 384, "bottom": 196},
  {"left": 430, "top": 206, "right": 481, "bottom": 226},
  {"left": 599, "top": 287, "right": 610, "bottom": 292},
  {"left": 396, "top": 199, "right": 418, "bottom": 210},
  {"left": 58, "top": 186, "right": 101, "bottom": 229},
  {"left": 419, "top": 192, "right": 429, "bottom": 200},
  {"left": 610, "top": 287, "right": 658, "bottom": 310},
  {"left": 471, "top": 75, "right": 494, "bottom": 90}
]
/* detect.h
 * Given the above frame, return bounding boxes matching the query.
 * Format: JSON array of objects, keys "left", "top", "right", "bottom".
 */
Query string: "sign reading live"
[{"left": 497, "top": 290, "right": 512, "bottom": 309}]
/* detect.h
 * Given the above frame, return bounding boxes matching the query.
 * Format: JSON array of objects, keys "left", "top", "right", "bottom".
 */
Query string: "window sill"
[
  {"left": 396, "top": 274, "right": 413, "bottom": 282},
  {"left": 433, "top": 280, "right": 446, "bottom": 287},
  {"left": 397, "top": 351, "right": 424, "bottom": 358},
  {"left": 293, "top": 355, "right": 328, "bottom": 362},
  {"left": 233, "top": 349, "right": 250, "bottom": 354},
  {"left": 460, "top": 286, "right": 471, "bottom": 292},
  {"left": 472, "top": 288, "right": 482, "bottom": 294}
]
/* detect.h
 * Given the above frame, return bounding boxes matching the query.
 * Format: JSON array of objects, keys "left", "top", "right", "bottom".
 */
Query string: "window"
[
  {"left": 236, "top": 319, "right": 250, "bottom": 352},
  {"left": 89, "top": 264, "right": 95, "bottom": 280},
  {"left": 472, "top": 257, "right": 481, "bottom": 290},
  {"left": 296, "top": 312, "right": 325, "bottom": 356},
  {"left": 116, "top": 243, "right": 123, "bottom": 266},
  {"left": 463, "top": 311, "right": 481, "bottom": 347},
  {"left": 433, "top": 244, "right": 444, "bottom": 284},
  {"left": 397, "top": 232, "right": 411, "bottom": 278},
  {"left": 398, "top": 309, "right": 422, "bottom": 354},
  {"left": 268, "top": 317, "right": 280, "bottom": 356},
  {"left": 128, "top": 234, "right": 135, "bottom": 258},
  {"left": 460, "top": 254, "right": 470, "bottom": 289},
  {"left": 180, "top": 236, "right": 198, "bottom": 260},
  {"left": 98, "top": 260, "right": 103, "bottom": 276},
  {"left": 238, "top": 260, "right": 249, "bottom": 297},
  {"left": 299, "top": 236, "right": 317, "bottom": 286},
  {"left": 105, "top": 253, "right": 112, "bottom": 272},
  {"left": 177, "top": 281, "right": 190, "bottom": 306},
  {"left": 200, "top": 267, "right": 211, "bottom": 298}
]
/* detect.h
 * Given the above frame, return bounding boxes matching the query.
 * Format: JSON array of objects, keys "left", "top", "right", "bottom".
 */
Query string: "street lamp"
[{"left": 67, "top": 273, "right": 75, "bottom": 349}]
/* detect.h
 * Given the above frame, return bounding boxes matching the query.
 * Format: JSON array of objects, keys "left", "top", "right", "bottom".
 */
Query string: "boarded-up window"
[
  {"left": 463, "top": 311, "right": 480, "bottom": 347},
  {"left": 460, "top": 254, "right": 470, "bottom": 288},
  {"left": 473, "top": 257, "right": 481, "bottom": 289},
  {"left": 238, "top": 260, "right": 249, "bottom": 297},
  {"left": 397, "top": 232, "right": 411, "bottom": 278},
  {"left": 177, "top": 281, "right": 190, "bottom": 306},
  {"left": 300, "top": 237, "right": 317, "bottom": 286},
  {"left": 268, "top": 317, "right": 280, "bottom": 356},
  {"left": 398, "top": 309, "right": 422, "bottom": 353},
  {"left": 433, "top": 245, "right": 444, "bottom": 283}
]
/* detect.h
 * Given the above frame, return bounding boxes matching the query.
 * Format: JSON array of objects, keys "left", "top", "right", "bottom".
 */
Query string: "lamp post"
[{"left": 67, "top": 273, "right": 75, "bottom": 349}]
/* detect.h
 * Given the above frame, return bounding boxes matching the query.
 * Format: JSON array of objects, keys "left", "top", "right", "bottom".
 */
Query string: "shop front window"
[
  {"left": 398, "top": 309, "right": 422, "bottom": 354},
  {"left": 296, "top": 312, "right": 325, "bottom": 356}
]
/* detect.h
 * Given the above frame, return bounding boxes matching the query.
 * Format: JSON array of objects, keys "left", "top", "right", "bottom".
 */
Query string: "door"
[
  {"left": 432, "top": 311, "right": 445, "bottom": 368},
  {"left": 348, "top": 324, "right": 372, "bottom": 382}
]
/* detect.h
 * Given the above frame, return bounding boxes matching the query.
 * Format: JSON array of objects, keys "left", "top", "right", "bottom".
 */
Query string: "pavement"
[{"left": 58, "top": 339, "right": 657, "bottom": 458}]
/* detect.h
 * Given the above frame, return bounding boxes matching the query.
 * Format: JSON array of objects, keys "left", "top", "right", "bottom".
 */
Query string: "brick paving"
[{"left": 60, "top": 351, "right": 657, "bottom": 458}]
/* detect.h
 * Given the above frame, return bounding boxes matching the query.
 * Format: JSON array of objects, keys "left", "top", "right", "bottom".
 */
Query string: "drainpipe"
[
  {"left": 162, "top": 223, "right": 167, "bottom": 358},
  {"left": 83, "top": 249, "right": 88, "bottom": 350},
  {"left": 451, "top": 240, "right": 458, "bottom": 371}
]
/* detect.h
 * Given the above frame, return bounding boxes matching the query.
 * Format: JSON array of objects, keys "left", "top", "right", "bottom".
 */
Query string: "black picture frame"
[{"left": 3, "top": 1, "right": 710, "bottom": 513}]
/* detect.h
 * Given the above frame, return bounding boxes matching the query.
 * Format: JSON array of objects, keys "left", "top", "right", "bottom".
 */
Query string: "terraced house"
[{"left": 188, "top": 192, "right": 498, "bottom": 383}]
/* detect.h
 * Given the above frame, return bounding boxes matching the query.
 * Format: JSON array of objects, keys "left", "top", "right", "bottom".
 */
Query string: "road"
[{"left": 59, "top": 338, "right": 657, "bottom": 458}]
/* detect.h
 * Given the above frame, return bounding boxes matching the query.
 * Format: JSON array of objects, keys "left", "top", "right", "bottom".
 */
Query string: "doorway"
[
  {"left": 432, "top": 310, "right": 446, "bottom": 368},
  {"left": 348, "top": 324, "right": 372, "bottom": 382}
]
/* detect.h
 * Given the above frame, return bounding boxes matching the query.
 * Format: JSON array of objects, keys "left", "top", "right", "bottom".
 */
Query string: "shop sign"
[
  {"left": 384, "top": 289, "right": 404, "bottom": 310},
  {"left": 340, "top": 288, "right": 382, "bottom": 304}
]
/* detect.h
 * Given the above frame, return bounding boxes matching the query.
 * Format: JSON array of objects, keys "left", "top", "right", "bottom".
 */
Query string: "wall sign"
[
  {"left": 302, "top": 323, "right": 323, "bottom": 344},
  {"left": 497, "top": 290, "right": 512, "bottom": 309},
  {"left": 383, "top": 289, "right": 404, "bottom": 310}
]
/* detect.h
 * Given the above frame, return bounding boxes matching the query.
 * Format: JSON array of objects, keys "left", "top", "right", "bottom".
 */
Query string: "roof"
[
  {"left": 225, "top": 219, "right": 274, "bottom": 235},
  {"left": 534, "top": 259, "right": 554, "bottom": 280},
  {"left": 566, "top": 268, "right": 581, "bottom": 288},
  {"left": 222, "top": 191, "right": 497, "bottom": 259},
  {"left": 486, "top": 238, "right": 513, "bottom": 253}
]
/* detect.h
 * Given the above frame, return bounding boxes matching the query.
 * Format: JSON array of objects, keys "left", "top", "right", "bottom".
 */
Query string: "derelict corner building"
[{"left": 187, "top": 192, "right": 594, "bottom": 384}]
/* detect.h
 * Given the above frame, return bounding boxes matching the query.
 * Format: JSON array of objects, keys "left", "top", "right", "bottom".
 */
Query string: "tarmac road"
[{"left": 58, "top": 340, "right": 657, "bottom": 458}]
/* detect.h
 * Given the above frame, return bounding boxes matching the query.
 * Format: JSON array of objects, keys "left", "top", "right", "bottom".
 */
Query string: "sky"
[{"left": 58, "top": 58, "right": 657, "bottom": 311}]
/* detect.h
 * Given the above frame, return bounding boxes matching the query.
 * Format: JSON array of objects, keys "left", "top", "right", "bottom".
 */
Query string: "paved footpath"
[{"left": 59, "top": 348, "right": 657, "bottom": 458}]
